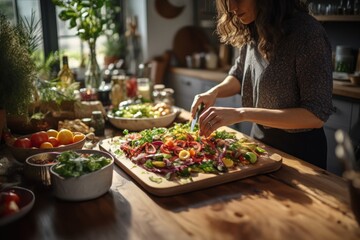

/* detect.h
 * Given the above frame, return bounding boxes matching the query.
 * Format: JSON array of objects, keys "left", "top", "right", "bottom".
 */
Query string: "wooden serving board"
[{"left": 99, "top": 130, "right": 282, "bottom": 197}]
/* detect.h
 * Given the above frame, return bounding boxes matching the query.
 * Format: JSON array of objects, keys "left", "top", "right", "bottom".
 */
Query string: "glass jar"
[
  {"left": 137, "top": 78, "right": 152, "bottom": 101},
  {"left": 90, "top": 111, "right": 105, "bottom": 136},
  {"left": 153, "top": 84, "right": 165, "bottom": 104},
  {"left": 335, "top": 46, "right": 355, "bottom": 73},
  {"left": 110, "top": 75, "right": 127, "bottom": 108},
  {"left": 161, "top": 88, "right": 175, "bottom": 106}
]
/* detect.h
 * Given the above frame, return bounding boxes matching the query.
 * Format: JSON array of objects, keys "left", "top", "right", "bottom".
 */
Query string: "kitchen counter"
[
  {"left": 170, "top": 68, "right": 360, "bottom": 100},
  {"left": 1, "top": 110, "right": 359, "bottom": 240}
]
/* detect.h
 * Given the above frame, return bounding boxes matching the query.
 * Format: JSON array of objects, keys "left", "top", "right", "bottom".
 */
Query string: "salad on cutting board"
[{"left": 100, "top": 123, "right": 282, "bottom": 196}]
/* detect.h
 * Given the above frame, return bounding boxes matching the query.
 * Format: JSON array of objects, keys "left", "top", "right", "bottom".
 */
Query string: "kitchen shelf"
[{"left": 314, "top": 15, "right": 360, "bottom": 22}]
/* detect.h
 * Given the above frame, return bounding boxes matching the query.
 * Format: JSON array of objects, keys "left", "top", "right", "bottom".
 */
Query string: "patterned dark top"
[{"left": 229, "top": 11, "right": 333, "bottom": 132}]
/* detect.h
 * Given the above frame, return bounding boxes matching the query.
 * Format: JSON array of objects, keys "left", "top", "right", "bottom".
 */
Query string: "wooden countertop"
[
  {"left": 171, "top": 68, "right": 360, "bottom": 100},
  {"left": 1, "top": 110, "right": 360, "bottom": 239}
]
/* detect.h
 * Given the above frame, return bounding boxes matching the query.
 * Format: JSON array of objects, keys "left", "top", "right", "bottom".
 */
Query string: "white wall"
[{"left": 125, "top": 0, "right": 193, "bottom": 62}]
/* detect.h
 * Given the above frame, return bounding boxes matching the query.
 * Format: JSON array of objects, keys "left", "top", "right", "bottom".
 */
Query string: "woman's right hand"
[{"left": 190, "top": 90, "right": 217, "bottom": 119}]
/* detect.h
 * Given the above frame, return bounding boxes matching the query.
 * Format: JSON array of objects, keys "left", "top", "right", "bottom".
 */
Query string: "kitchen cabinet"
[
  {"left": 324, "top": 96, "right": 360, "bottom": 175},
  {"left": 166, "top": 71, "right": 252, "bottom": 134}
]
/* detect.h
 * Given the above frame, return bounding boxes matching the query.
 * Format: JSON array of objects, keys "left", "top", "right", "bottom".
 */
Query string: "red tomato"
[
  {"left": 13, "top": 138, "right": 32, "bottom": 148},
  {"left": 48, "top": 137, "right": 60, "bottom": 147},
  {"left": 0, "top": 191, "right": 20, "bottom": 204},
  {"left": 0, "top": 200, "right": 20, "bottom": 217},
  {"left": 30, "top": 131, "right": 49, "bottom": 148}
]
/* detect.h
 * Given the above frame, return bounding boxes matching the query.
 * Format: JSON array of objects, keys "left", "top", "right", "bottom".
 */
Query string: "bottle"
[
  {"left": 58, "top": 55, "right": 75, "bottom": 89},
  {"left": 110, "top": 75, "right": 127, "bottom": 108},
  {"left": 90, "top": 111, "right": 105, "bottom": 136}
]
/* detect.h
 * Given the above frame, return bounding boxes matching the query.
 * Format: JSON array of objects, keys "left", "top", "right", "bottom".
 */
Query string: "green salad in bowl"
[
  {"left": 50, "top": 150, "right": 114, "bottom": 201},
  {"left": 52, "top": 150, "right": 112, "bottom": 178}
]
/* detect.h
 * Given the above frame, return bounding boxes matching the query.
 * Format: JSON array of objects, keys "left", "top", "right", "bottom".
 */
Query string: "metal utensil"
[{"left": 190, "top": 103, "right": 204, "bottom": 132}]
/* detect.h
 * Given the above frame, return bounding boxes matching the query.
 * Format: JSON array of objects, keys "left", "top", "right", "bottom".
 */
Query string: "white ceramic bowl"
[
  {"left": 49, "top": 149, "right": 114, "bottom": 201},
  {"left": 107, "top": 107, "right": 180, "bottom": 131},
  {"left": 24, "top": 152, "right": 59, "bottom": 186},
  {"left": 6, "top": 134, "right": 85, "bottom": 163},
  {"left": 0, "top": 187, "right": 35, "bottom": 226}
]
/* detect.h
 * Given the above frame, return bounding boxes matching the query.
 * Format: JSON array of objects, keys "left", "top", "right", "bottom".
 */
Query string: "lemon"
[{"left": 222, "top": 157, "right": 234, "bottom": 168}]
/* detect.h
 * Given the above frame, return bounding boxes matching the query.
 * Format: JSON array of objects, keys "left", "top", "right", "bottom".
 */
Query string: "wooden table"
[{"left": 1, "top": 110, "right": 360, "bottom": 240}]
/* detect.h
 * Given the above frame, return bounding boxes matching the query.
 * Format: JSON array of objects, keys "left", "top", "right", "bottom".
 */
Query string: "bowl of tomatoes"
[
  {"left": 6, "top": 129, "right": 86, "bottom": 163},
  {"left": 0, "top": 187, "right": 35, "bottom": 226}
]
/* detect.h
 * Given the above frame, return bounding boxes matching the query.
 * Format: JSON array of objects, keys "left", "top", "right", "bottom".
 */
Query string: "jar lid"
[
  {"left": 92, "top": 110, "right": 102, "bottom": 115},
  {"left": 164, "top": 88, "right": 174, "bottom": 94},
  {"left": 154, "top": 84, "right": 165, "bottom": 90}
]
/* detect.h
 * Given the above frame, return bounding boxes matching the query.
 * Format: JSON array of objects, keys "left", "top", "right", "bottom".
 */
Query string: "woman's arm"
[{"left": 198, "top": 106, "right": 324, "bottom": 137}]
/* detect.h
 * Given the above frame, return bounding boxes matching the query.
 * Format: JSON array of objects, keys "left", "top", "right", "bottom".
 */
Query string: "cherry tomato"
[
  {"left": 13, "top": 138, "right": 32, "bottom": 148},
  {"left": 0, "top": 191, "right": 20, "bottom": 204},
  {"left": 30, "top": 131, "right": 49, "bottom": 148}
]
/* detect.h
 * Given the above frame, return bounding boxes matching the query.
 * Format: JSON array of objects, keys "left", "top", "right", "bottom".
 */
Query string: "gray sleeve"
[{"left": 296, "top": 32, "right": 334, "bottom": 122}]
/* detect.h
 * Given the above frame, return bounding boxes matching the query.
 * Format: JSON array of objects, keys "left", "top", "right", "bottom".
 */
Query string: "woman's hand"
[
  {"left": 198, "top": 107, "right": 242, "bottom": 137},
  {"left": 190, "top": 90, "right": 218, "bottom": 119}
]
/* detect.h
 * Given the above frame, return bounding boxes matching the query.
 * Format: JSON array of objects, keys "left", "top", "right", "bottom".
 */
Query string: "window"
[{"left": 0, "top": 0, "right": 124, "bottom": 79}]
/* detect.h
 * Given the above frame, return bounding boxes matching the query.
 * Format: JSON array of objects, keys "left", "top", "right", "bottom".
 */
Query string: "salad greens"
[{"left": 52, "top": 151, "right": 112, "bottom": 178}]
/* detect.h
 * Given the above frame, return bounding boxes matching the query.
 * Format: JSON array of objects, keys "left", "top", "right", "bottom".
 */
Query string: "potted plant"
[{"left": 0, "top": 14, "right": 37, "bottom": 140}]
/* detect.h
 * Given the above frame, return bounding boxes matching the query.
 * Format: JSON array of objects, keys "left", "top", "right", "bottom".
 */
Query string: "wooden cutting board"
[{"left": 99, "top": 129, "right": 282, "bottom": 197}]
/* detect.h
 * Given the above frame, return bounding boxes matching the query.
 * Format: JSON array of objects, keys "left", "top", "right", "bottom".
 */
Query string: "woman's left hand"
[{"left": 198, "top": 107, "right": 241, "bottom": 137}]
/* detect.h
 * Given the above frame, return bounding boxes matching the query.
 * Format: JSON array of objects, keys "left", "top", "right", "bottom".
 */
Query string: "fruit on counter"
[
  {"left": 57, "top": 129, "right": 74, "bottom": 145},
  {"left": 30, "top": 131, "right": 49, "bottom": 148},
  {"left": 73, "top": 133, "right": 86, "bottom": 143},
  {"left": 0, "top": 191, "right": 20, "bottom": 217},
  {"left": 48, "top": 137, "right": 60, "bottom": 147},
  {"left": 10, "top": 129, "right": 84, "bottom": 149},
  {"left": 40, "top": 142, "right": 54, "bottom": 149},
  {"left": 13, "top": 138, "right": 32, "bottom": 148},
  {"left": 46, "top": 129, "right": 59, "bottom": 138}
]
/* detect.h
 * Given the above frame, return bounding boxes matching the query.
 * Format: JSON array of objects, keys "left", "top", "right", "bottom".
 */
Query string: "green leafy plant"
[
  {"left": 0, "top": 14, "right": 36, "bottom": 114},
  {"left": 52, "top": 0, "right": 108, "bottom": 43}
]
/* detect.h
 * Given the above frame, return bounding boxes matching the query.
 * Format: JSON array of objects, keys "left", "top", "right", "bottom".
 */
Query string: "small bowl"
[
  {"left": 107, "top": 107, "right": 180, "bottom": 131},
  {"left": 50, "top": 149, "right": 114, "bottom": 201},
  {"left": 6, "top": 134, "right": 86, "bottom": 163},
  {"left": 0, "top": 187, "right": 35, "bottom": 226},
  {"left": 24, "top": 152, "right": 59, "bottom": 186}
]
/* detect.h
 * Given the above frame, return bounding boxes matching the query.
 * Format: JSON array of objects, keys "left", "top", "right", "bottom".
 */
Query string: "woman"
[{"left": 190, "top": 0, "right": 333, "bottom": 169}]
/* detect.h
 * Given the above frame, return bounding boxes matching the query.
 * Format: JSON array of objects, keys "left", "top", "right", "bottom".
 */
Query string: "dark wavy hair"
[{"left": 216, "top": 0, "right": 309, "bottom": 60}]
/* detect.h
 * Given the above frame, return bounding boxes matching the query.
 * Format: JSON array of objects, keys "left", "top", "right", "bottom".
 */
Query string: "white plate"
[{"left": 0, "top": 187, "right": 35, "bottom": 226}]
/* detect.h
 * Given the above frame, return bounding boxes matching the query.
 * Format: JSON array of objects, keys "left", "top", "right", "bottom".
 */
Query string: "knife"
[{"left": 190, "top": 103, "right": 204, "bottom": 132}]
